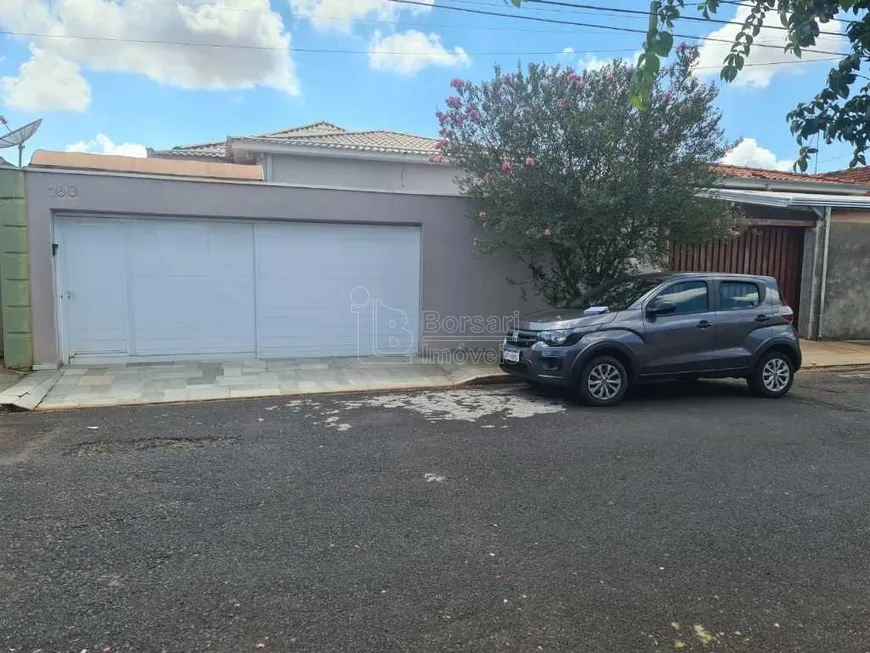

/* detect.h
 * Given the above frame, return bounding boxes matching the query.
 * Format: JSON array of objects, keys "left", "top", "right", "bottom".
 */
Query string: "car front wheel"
[
  {"left": 749, "top": 350, "right": 795, "bottom": 398},
  {"left": 577, "top": 356, "right": 629, "bottom": 406}
]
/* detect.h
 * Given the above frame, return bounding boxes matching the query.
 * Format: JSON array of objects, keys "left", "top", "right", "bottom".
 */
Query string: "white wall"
[{"left": 268, "top": 154, "right": 461, "bottom": 196}]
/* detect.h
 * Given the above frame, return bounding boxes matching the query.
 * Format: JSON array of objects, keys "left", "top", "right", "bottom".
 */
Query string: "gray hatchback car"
[{"left": 500, "top": 273, "right": 801, "bottom": 406}]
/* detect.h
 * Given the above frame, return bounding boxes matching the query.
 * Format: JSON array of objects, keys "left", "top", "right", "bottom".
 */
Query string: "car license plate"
[{"left": 503, "top": 347, "right": 520, "bottom": 363}]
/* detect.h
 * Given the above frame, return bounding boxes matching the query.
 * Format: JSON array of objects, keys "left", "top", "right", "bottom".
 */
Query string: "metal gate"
[{"left": 669, "top": 227, "right": 805, "bottom": 320}]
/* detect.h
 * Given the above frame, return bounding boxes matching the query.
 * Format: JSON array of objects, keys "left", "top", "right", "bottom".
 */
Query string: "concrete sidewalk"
[
  {"left": 799, "top": 340, "right": 870, "bottom": 368},
  {"left": 35, "top": 356, "right": 508, "bottom": 411}
]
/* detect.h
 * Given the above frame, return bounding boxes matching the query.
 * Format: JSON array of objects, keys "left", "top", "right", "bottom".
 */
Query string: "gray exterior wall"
[
  {"left": 25, "top": 168, "right": 543, "bottom": 367},
  {"left": 820, "top": 210, "right": 870, "bottom": 340},
  {"left": 268, "top": 154, "right": 460, "bottom": 195},
  {"left": 798, "top": 226, "right": 819, "bottom": 339}
]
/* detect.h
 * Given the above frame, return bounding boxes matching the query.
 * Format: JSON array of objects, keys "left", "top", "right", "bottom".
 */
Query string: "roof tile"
[
  {"left": 815, "top": 166, "right": 870, "bottom": 184},
  {"left": 710, "top": 163, "right": 843, "bottom": 184},
  {"left": 152, "top": 121, "right": 437, "bottom": 160}
]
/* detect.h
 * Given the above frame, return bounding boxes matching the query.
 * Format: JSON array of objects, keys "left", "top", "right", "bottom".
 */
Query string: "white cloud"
[
  {"left": 559, "top": 46, "right": 641, "bottom": 72},
  {"left": 66, "top": 134, "right": 147, "bottom": 157},
  {"left": 722, "top": 138, "right": 793, "bottom": 170},
  {"left": 0, "top": 45, "right": 91, "bottom": 111},
  {"left": 577, "top": 54, "right": 609, "bottom": 73},
  {"left": 368, "top": 30, "right": 470, "bottom": 75},
  {"left": 288, "top": 0, "right": 434, "bottom": 33},
  {"left": 0, "top": 0, "right": 299, "bottom": 98},
  {"left": 695, "top": 4, "right": 846, "bottom": 88}
]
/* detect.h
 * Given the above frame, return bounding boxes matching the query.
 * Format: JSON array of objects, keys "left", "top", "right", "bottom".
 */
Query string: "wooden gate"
[{"left": 669, "top": 227, "right": 805, "bottom": 320}]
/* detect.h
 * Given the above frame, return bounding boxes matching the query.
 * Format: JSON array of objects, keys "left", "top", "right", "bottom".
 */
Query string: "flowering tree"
[{"left": 434, "top": 47, "right": 738, "bottom": 306}]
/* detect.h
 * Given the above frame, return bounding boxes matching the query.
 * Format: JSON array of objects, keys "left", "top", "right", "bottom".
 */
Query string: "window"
[
  {"left": 569, "top": 276, "right": 668, "bottom": 311},
  {"left": 719, "top": 281, "right": 761, "bottom": 310},
  {"left": 653, "top": 280, "right": 708, "bottom": 315}
]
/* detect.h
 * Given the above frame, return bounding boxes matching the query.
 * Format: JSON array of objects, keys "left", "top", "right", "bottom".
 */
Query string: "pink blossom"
[
  {"left": 676, "top": 41, "right": 690, "bottom": 55},
  {"left": 543, "top": 228, "right": 552, "bottom": 237},
  {"left": 662, "top": 91, "right": 673, "bottom": 102},
  {"left": 557, "top": 98, "right": 569, "bottom": 110},
  {"left": 435, "top": 110, "right": 445, "bottom": 122},
  {"left": 616, "top": 155, "right": 626, "bottom": 164},
  {"left": 446, "top": 96, "right": 462, "bottom": 109},
  {"left": 501, "top": 160, "right": 513, "bottom": 174},
  {"left": 605, "top": 72, "right": 614, "bottom": 83},
  {"left": 467, "top": 108, "right": 482, "bottom": 123},
  {"left": 437, "top": 139, "right": 450, "bottom": 149},
  {"left": 450, "top": 78, "right": 466, "bottom": 90},
  {"left": 479, "top": 211, "right": 487, "bottom": 219},
  {"left": 427, "top": 153, "right": 445, "bottom": 165},
  {"left": 449, "top": 113, "right": 466, "bottom": 128},
  {"left": 524, "top": 157, "right": 535, "bottom": 167}
]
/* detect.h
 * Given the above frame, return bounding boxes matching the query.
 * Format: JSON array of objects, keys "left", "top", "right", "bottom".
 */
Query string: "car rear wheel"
[
  {"left": 749, "top": 350, "right": 794, "bottom": 398},
  {"left": 577, "top": 356, "right": 629, "bottom": 407}
]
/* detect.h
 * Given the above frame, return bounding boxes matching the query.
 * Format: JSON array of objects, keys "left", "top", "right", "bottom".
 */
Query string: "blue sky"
[{"left": 0, "top": 0, "right": 855, "bottom": 171}]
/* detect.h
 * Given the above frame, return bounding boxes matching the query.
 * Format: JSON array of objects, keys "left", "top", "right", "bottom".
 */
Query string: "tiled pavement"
[{"left": 37, "top": 357, "right": 507, "bottom": 410}]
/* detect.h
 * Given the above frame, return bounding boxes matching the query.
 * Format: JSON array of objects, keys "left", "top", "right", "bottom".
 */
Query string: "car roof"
[{"left": 633, "top": 272, "right": 776, "bottom": 283}]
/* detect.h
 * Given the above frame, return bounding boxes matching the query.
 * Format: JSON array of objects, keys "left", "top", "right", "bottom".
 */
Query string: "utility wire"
[
  {"left": 0, "top": 28, "right": 845, "bottom": 67},
  {"left": 0, "top": 31, "right": 627, "bottom": 54},
  {"left": 387, "top": 0, "right": 848, "bottom": 57},
  {"left": 518, "top": 0, "right": 845, "bottom": 37}
]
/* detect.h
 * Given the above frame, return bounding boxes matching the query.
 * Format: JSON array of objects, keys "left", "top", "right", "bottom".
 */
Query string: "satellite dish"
[{"left": 0, "top": 117, "right": 42, "bottom": 167}]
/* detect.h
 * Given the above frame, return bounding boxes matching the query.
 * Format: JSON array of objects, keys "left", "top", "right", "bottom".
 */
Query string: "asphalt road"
[{"left": 3, "top": 372, "right": 870, "bottom": 652}]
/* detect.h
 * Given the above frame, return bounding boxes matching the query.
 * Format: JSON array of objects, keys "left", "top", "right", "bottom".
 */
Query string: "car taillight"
[{"left": 780, "top": 302, "right": 794, "bottom": 324}]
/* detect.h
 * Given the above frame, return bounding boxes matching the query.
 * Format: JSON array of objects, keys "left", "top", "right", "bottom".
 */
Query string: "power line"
[
  {"left": 386, "top": 0, "right": 848, "bottom": 57},
  {"left": 518, "top": 0, "right": 845, "bottom": 37},
  {"left": 0, "top": 28, "right": 846, "bottom": 69},
  {"left": 0, "top": 31, "right": 634, "bottom": 54}
]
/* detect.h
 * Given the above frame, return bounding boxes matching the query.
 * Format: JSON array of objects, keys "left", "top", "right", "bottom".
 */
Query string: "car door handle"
[
  {"left": 697, "top": 320, "right": 712, "bottom": 330},
  {"left": 755, "top": 314, "right": 770, "bottom": 322}
]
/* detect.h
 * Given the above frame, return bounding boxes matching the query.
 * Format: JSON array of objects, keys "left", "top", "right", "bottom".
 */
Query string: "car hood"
[{"left": 517, "top": 308, "right": 618, "bottom": 331}]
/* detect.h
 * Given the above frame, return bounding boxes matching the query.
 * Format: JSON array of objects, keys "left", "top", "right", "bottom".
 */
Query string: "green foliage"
[
  {"left": 631, "top": 0, "right": 870, "bottom": 170},
  {"left": 435, "top": 50, "right": 738, "bottom": 306}
]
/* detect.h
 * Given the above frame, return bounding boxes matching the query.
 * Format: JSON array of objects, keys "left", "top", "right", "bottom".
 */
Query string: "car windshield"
[{"left": 569, "top": 276, "right": 667, "bottom": 311}]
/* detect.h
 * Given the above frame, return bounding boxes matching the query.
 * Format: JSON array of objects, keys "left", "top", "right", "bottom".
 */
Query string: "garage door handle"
[{"left": 697, "top": 320, "right": 712, "bottom": 330}]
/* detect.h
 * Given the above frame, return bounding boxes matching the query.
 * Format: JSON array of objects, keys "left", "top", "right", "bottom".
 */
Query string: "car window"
[
  {"left": 652, "top": 280, "right": 708, "bottom": 315},
  {"left": 719, "top": 281, "right": 761, "bottom": 310},
  {"left": 569, "top": 276, "right": 668, "bottom": 310}
]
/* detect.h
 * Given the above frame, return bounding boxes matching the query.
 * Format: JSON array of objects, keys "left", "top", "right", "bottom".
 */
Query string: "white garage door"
[{"left": 57, "top": 217, "right": 420, "bottom": 362}]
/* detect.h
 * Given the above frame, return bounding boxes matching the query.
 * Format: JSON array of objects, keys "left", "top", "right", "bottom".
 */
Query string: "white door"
[
  {"left": 58, "top": 217, "right": 420, "bottom": 361},
  {"left": 59, "top": 217, "right": 256, "bottom": 361},
  {"left": 129, "top": 221, "right": 255, "bottom": 356},
  {"left": 60, "top": 219, "right": 130, "bottom": 357},
  {"left": 255, "top": 222, "right": 420, "bottom": 358}
]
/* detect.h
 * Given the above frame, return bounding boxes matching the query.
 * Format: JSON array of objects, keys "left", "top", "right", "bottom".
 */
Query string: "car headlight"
[{"left": 538, "top": 328, "right": 586, "bottom": 346}]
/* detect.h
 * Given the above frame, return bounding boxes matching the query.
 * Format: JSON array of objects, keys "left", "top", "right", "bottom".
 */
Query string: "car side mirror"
[{"left": 646, "top": 300, "right": 676, "bottom": 317}]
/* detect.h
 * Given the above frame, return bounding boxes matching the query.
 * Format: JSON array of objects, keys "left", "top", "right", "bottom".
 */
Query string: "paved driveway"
[{"left": 3, "top": 374, "right": 870, "bottom": 652}]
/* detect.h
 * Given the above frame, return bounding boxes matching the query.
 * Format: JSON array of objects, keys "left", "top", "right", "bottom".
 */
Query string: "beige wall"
[{"left": 268, "top": 154, "right": 461, "bottom": 195}]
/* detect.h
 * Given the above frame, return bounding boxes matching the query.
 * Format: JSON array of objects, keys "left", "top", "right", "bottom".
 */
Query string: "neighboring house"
[
  {"left": 670, "top": 163, "right": 870, "bottom": 341},
  {"left": 3, "top": 121, "right": 870, "bottom": 371}
]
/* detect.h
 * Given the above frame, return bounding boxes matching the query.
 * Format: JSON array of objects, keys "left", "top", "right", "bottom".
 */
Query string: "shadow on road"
[{"left": 518, "top": 377, "right": 758, "bottom": 406}]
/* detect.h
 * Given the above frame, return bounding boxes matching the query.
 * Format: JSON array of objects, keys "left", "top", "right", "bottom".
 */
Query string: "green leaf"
[
  {"left": 652, "top": 31, "right": 674, "bottom": 56},
  {"left": 645, "top": 52, "right": 662, "bottom": 74}
]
